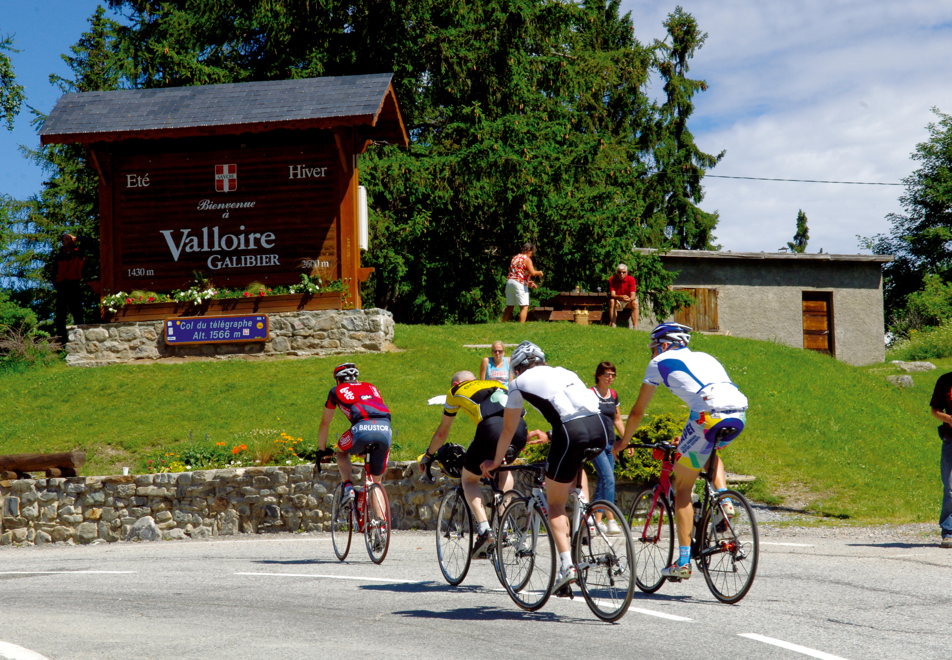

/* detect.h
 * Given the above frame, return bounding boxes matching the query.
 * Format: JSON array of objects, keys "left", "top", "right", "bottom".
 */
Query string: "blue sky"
[{"left": 3, "top": 1, "right": 952, "bottom": 254}]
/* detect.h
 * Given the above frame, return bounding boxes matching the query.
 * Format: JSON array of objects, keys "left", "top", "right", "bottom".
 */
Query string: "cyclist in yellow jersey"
[{"left": 419, "top": 370, "right": 529, "bottom": 553}]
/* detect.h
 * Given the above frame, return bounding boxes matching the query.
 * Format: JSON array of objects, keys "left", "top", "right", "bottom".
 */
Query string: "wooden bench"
[{"left": 0, "top": 451, "right": 86, "bottom": 479}]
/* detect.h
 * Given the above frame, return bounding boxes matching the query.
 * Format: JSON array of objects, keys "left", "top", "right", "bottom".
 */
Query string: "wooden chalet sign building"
[{"left": 39, "top": 74, "right": 408, "bottom": 317}]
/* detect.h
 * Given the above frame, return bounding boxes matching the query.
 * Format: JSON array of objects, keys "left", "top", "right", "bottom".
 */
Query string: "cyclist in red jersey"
[{"left": 318, "top": 363, "right": 393, "bottom": 504}]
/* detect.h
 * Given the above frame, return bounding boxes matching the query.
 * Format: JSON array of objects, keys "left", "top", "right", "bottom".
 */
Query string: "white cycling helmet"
[
  {"left": 333, "top": 362, "right": 359, "bottom": 383},
  {"left": 648, "top": 323, "right": 692, "bottom": 349},
  {"left": 510, "top": 340, "right": 545, "bottom": 375}
]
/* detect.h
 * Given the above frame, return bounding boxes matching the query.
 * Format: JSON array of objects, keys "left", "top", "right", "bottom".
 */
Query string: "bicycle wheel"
[
  {"left": 497, "top": 498, "right": 556, "bottom": 611},
  {"left": 330, "top": 482, "right": 353, "bottom": 561},
  {"left": 628, "top": 488, "right": 674, "bottom": 593},
  {"left": 698, "top": 489, "right": 759, "bottom": 604},
  {"left": 364, "top": 483, "right": 391, "bottom": 564},
  {"left": 489, "top": 489, "right": 523, "bottom": 589},
  {"left": 574, "top": 501, "right": 635, "bottom": 622},
  {"left": 436, "top": 487, "right": 473, "bottom": 585}
]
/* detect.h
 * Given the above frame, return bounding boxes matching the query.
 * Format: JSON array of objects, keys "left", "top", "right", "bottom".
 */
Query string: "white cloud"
[{"left": 621, "top": 0, "right": 952, "bottom": 253}]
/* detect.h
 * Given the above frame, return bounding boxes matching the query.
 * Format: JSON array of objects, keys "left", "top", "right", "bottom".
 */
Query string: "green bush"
[
  {"left": 517, "top": 412, "right": 687, "bottom": 485},
  {"left": 616, "top": 412, "right": 688, "bottom": 483},
  {"left": 0, "top": 291, "right": 38, "bottom": 331},
  {"left": 888, "top": 320, "right": 952, "bottom": 361},
  {"left": 904, "top": 274, "right": 952, "bottom": 328}
]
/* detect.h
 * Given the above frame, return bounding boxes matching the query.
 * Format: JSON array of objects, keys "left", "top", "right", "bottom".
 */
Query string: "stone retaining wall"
[
  {"left": 64, "top": 308, "right": 395, "bottom": 366},
  {"left": 0, "top": 463, "right": 645, "bottom": 546}
]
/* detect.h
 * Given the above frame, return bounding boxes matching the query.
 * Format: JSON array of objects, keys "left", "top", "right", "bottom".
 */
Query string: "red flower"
[
  {"left": 243, "top": 292, "right": 250, "bottom": 297},
  {"left": 148, "top": 296, "right": 155, "bottom": 302},
  {"left": 258, "top": 291, "right": 265, "bottom": 297},
  {"left": 125, "top": 298, "right": 132, "bottom": 303}
]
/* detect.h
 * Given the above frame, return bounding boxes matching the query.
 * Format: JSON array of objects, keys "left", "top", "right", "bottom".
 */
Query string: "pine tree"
[
  {"left": 0, "top": 33, "right": 25, "bottom": 131},
  {"left": 640, "top": 6, "right": 723, "bottom": 250},
  {"left": 787, "top": 209, "right": 809, "bottom": 253}
]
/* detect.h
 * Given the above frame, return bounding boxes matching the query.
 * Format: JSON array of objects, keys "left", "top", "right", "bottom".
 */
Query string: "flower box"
[{"left": 101, "top": 291, "right": 343, "bottom": 323}]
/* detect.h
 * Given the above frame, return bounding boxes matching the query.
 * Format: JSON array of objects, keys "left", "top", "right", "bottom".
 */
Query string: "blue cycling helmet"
[{"left": 649, "top": 323, "right": 692, "bottom": 349}]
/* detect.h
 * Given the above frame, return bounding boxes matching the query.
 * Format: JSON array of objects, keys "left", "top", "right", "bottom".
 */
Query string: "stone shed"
[{"left": 636, "top": 249, "right": 893, "bottom": 366}]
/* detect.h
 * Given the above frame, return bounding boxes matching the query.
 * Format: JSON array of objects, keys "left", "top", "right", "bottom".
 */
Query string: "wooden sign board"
[{"left": 111, "top": 143, "right": 339, "bottom": 292}]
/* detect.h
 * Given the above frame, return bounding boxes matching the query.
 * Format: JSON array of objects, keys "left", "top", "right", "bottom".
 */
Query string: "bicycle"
[
  {"left": 626, "top": 440, "right": 759, "bottom": 604},
  {"left": 496, "top": 445, "right": 635, "bottom": 622},
  {"left": 316, "top": 445, "right": 392, "bottom": 564},
  {"left": 422, "top": 444, "right": 545, "bottom": 588}
]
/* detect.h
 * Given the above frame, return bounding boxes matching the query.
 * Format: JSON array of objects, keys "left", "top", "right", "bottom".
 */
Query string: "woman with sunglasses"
[
  {"left": 479, "top": 340, "right": 510, "bottom": 385},
  {"left": 590, "top": 361, "right": 625, "bottom": 535}
]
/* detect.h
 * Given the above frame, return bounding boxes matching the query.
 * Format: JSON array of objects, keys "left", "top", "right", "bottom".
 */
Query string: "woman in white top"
[{"left": 479, "top": 341, "right": 510, "bottom": 384}]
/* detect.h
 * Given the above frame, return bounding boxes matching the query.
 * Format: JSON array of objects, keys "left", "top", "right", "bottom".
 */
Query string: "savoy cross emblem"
[{"left": 215, "top": 164, "right": 237, "bottom": 192}]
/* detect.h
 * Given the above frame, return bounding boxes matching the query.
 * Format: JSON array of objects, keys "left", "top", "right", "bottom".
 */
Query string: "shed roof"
[
  {"left": 39, "top": 74, "right": 408, "bottom": 146},
  {"left": 634, "top": 248, "right": 893, "bottom": 263}
]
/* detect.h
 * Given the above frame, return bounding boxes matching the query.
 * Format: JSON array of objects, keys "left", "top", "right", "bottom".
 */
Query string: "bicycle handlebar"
[
  {"left": 314, "top": 448, "right": 335, "bottom": 474},
  {"left": 627, "top": 441, "right": 677, "bottom": 453}
]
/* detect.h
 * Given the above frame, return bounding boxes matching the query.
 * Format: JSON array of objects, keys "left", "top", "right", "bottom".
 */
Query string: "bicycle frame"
[{"left": 628, "top": 440, "right": 758, "bottom": 602}]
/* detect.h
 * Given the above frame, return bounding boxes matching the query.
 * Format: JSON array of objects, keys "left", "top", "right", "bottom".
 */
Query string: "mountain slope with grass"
[{"left": 0, "top": 323, "right": 946, "bottom": 524}]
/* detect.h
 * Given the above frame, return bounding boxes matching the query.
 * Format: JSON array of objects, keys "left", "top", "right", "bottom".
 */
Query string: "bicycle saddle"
[{"left": 581, "top": 446, "right": 604, "bottom": 463}]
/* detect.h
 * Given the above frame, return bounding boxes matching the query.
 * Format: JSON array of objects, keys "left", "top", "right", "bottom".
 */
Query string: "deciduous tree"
[{"left": 863, "top": 108, "right": 952, "bottom": 320}]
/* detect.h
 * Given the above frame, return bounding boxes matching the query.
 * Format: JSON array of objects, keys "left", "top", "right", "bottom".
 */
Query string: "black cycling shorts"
[
  {"left": 463, "top": 414, "right": 528, "bottom": 475},
  {"left": 339, "top": 419, "right": 392, "bottom": 476},
  {"left": 545, "top": 414, "right": 609, "bottom": 484}
]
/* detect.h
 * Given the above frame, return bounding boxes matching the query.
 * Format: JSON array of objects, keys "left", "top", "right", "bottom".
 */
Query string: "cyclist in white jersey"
[
  {"left": 614, "top": 323, "right": 748, "bottom": 581},
  {"left": 481, "top": 340, "right": 609, "bottom": 594}
]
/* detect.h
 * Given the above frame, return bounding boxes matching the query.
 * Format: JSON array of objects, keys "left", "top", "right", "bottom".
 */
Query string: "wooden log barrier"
[{"left": 0, "top": 451, "right": 86, "bottom": 477}]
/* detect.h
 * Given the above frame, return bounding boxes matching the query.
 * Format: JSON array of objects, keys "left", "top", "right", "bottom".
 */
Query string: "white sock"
[
  {"left": 477, "top": 521, "right": 490, "bottom": 535},
  {"left": 560, "top": 551, "right": 573, "bottom": 571}
]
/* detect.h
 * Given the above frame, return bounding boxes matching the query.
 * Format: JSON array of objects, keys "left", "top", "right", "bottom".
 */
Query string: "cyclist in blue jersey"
[{"left": 614, "top": 323, "right": 748, "bottom": 581}]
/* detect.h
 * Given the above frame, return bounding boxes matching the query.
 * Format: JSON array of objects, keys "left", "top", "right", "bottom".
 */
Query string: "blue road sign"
[{"left": 165, "top": 315, "right": 269, "bottom": 345}]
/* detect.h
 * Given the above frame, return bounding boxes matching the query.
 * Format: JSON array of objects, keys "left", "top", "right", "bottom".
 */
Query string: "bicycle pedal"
[{"left": 554, "top": 585, "right": 574, "bottom": 599}]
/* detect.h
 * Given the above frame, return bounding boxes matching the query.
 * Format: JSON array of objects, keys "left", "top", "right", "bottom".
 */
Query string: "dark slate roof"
[
  {"left": 635, "top": 248, "right": 893, "bottom": 263},
  {"left": 40, "top": 74, "right": 405, "bottom": 144}
]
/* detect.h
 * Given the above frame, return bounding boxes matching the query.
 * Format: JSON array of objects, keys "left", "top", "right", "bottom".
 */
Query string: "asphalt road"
[{"left": 1, "top": 526, "right": 950, "bottom": 660}]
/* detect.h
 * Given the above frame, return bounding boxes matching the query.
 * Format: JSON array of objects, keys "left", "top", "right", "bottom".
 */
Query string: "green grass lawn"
[{"left": 1, "top": 322, "right": 948, "bottom": 525}]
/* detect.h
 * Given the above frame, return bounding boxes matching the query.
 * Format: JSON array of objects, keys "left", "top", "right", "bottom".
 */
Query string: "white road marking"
[
  {"left": 761, "top": 542, "right": 814, "bottom": 547},
  {"left": 630, "top": 607, "right": 692, "bottom": 621},
  {"left": 0, "top": 640, "right": 51, "bottom": 660},
  {"left": 739, "top": 633, "right": 849, "bottom": 659},
  {"left": 235, "top": 572, "right": 418, "bottom": 583},
  {"left": 0, "top": 571, "right": 135, "bottom": 575}
]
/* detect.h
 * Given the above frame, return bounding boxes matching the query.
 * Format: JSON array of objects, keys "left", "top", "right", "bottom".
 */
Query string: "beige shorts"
[{"left": 505, "top": 279, "right": 530, "bottom": 306}]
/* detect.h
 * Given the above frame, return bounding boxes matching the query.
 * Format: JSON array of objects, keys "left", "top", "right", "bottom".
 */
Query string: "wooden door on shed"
[
  {"left": 802, "top": 291, "right": 835, "bottom": 357},
  {"left": 672, "top": 288, "right": 719, "bottom": 332}
]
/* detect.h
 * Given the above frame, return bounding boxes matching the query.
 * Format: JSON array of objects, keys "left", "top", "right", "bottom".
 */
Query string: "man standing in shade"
[
  {"left": 51, "top": 233, "right": 86, "bottom": 342},
  {"left": 930, "top": 370, "right": 952, "bottom": 548}
]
